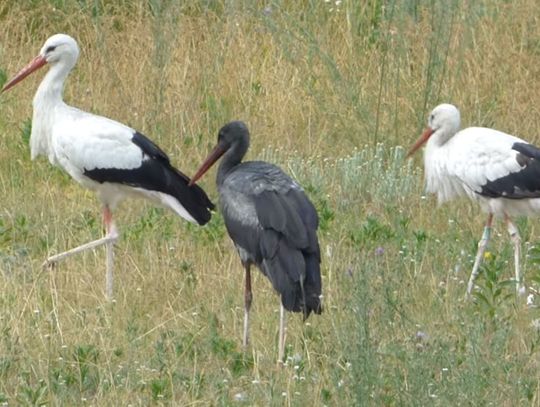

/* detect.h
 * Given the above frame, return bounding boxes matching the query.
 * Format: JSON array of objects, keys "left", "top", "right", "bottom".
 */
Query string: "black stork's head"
[
  {"left": 2, "top": 33, "right": 80, "bottom": 93},
  {"left": 407, "top": 103, "right": 461, "bottom": 157},
  {"left": 189, "top": 121, "right": 250, "bottom": 186}
]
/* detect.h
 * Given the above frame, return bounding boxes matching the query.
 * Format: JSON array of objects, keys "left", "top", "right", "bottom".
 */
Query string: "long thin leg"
[
  {"left": 466, "top": 213, "right": 493, "bottom": 298},
  {"left": 43, "top": 205, "right": 118, "bottom": 300},
  {"left": 43, "top": 235, "right": 117, "bottom": 266},
  {"left": 103, "top": 206, "right": 118, "bottom": 301},
  {"left": 278, "top": 304, "right": 287, "bottom": 364},
  {"left": 242, "top": 264, "right": 252, "bottom": 348},
  {"left": 505, "top": 215, "right": 524, "bottom": 295}
]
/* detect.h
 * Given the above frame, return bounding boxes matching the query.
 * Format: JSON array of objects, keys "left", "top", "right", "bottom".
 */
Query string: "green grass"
[{"left": 1, "top": 0, "right": 540, "bottom": 405}]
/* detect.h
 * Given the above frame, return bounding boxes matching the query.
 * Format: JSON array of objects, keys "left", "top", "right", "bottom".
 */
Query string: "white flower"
[
  {"left": 527, "top": 294, "right": 534, "bottom": 306},
  {"left": 234, "top": 392, "right": 247, "bottom": 402}
]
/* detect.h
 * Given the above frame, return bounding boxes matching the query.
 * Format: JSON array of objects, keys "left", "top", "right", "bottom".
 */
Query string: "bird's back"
[
  {"left": 425, "top": 127, "right": 528, "bottom": 204},
  {"left": 219, "top": 161, "right": 322, "bottom": 318},
  {"left": 52, "top": 107, "right": 214, "bottom": 224}
]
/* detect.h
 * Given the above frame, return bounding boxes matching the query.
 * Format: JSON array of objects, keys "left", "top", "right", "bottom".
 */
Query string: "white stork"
[
  {"left": 2, "top": 33, "right": 214, "bottom": 299},
  {"left": 407, "top": 103, "right": 540, "bottom": 297}
]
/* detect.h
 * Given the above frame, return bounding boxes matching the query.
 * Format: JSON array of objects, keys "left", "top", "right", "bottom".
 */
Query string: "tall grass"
[{"left": 1, "top": 0, "right": 540, "bottom": 404}]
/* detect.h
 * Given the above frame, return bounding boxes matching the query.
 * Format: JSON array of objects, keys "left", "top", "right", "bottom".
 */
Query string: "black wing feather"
[
  {"left": 131, "top": 131, "right": 171, "bottom": 164},
  {"left": 480, "top": 142, "right": 540, "bottom": 199},
  {"left": 84, "top": 131, "right": 214, "bottom": 225}
]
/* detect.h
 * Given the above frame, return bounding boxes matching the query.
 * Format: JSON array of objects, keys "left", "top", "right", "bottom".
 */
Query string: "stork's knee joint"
[
  {"left": 245, "top": 292, "right": 253, "bottom": 308},
  {"left": 507, "top": 223, "right": 520, "bottom": 240},
  {"left": 478, "top": 227, "right": 491, "bottom": 247}
]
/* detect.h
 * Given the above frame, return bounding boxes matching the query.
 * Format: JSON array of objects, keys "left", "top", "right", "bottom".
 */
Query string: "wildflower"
[
  {"left": 291, "top": 353, "right": 302, "bottom": 364},
  {"left": 374, "top": 246, "right": 384, "bottom": 256},
  {"left": 326, "top": 245, "right": 333, "bottom": 258},
  {"left": 483, "top": 251, "right": 492, "bottom": 260},
  {"left": 234, "top": 393, "right": 247, "bottom": 401}
]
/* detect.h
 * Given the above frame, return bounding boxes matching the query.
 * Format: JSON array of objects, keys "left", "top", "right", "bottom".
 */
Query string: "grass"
[{"left": 1, "top": 0, "right": 540, "bottom": 404}]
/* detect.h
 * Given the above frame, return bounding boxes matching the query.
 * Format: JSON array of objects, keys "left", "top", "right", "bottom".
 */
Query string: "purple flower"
[{"left": 375, "top": 246, "right": 385, "bottom": 256}]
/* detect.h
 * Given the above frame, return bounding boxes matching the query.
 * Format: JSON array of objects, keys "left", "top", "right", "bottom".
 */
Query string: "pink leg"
[
  {"left": 466, "top": 213, "right": 493, "bottom": 298},
  {"left": 505, "top": 214, "right": 525, "bottom": 295},
  {"left": 242, "top": 264, "right": 252, "bottom": 348},
  {"left": 44, "top": 205, "right": 118, "bottom": 300},
  {"left": 278, "top": 304, "right": 287, "bottom": 364},
  {"left": 103, "top": 206, "right": 117, "bottom": 300}
]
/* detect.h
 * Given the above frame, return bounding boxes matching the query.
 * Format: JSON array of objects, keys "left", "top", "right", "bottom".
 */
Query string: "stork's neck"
[
  {"left": 217, "top": 139, "right": 249, "bottom": 186},
  {"left": 33, "top": 62, "right": 71, "bottom": 107},
  {"left": 427, "top": 126, "right": 457, "bottom": 150},
  {"left": 30, "top": 62, "right": 71, "bottom": 161}
]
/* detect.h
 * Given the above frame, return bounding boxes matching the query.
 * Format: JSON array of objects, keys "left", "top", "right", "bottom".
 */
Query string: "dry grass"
[{"left": 1, "top": 0, "right": 540, "bottom": 405}]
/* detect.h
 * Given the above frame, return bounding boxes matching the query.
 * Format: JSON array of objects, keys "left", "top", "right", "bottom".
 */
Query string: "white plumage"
[
  {"left": 408, "top": 103, "right": 540, "bottom": 296},
  {"left": 2, "top": 33, "right": 214, "bottom": 299}
]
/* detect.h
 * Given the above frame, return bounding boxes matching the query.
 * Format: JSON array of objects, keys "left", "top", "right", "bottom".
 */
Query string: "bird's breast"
[
  {"left": 220, "top": 187, "right": 259, "bottom": 228},
  {"left": 424, "top": 140, "right": 469, "bottom": 204}
]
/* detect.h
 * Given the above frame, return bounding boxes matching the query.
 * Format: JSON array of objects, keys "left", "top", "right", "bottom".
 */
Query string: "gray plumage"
[{"left": 215, "top": 122, "right": 322, "bottom": 318}]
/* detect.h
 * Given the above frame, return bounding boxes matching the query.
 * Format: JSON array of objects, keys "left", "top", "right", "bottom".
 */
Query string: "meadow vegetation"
[{"left": 1, "top": 0, "right": 540, "bottom": 404}]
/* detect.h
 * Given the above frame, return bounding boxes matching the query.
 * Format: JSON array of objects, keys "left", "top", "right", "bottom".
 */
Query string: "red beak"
[
  {"left": 189, "top": 143, "right": 227, "bottom": 186},
  {"left": 406, "top": 127, "right": 434, "bottom": 158},
  {"left": 2, "top": 55, "right": 48, "bottom": 93}
]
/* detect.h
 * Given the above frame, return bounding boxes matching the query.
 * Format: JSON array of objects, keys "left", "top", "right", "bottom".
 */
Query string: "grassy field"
[{"left": 1, "top": 0, "right": 540, "bottom": 405}]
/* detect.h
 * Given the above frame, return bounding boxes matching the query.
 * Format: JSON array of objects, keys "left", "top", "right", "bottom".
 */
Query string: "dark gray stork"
[{"left": 189, "top": 121, "right": 322, "bottom": 361}]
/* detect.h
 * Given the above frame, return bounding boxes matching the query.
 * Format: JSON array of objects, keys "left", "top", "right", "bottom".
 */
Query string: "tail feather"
[
  {"left": 83, "top": 154, "right": 214, "bottom": 225},
  {"left": 167, "top": 167, "right": 215, "bottom": 225},
  {"left": 302, "top": 252, "right": 322, "bottom": 319},
  {"left": 263, "top": 241, "right": 322, "bottom": 319}
]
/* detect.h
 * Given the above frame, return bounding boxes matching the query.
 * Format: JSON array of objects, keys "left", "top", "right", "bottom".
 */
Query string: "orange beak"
[
  {"left": 188, "top": 143, "right": 227, "bottom": 186},
  {"left": 2, "top": 55, "right": 47, "bottom": 93},
  {"left": 406, "top": 127, "right": 434, "bottom": 158}
]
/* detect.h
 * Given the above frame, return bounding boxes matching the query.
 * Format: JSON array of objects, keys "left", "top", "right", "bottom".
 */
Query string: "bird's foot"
[
  {"left": 464, "top": 289, "right": 479, "bottom": 303},
  {"left": 42, "top": 258, "right": 58, "bottom": 270}
]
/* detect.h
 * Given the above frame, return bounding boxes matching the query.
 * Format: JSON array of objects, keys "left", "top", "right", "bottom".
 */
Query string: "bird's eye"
[
  {"left": 429, "top": 114, "right": 434, "bottom": 122},
  {"left": 45, "top": 45, "right": 57, "bottom": 53}
]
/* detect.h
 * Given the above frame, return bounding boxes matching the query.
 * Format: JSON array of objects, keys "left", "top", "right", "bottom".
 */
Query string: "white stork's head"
[
  {"left": 2, "top": 33, "right": 80, "bottom": 93},
  {"left": 39, "top": 34, "right": 80, "bottom": 67},
  {"left": 407, "top": 103, "right": 461, "bottom": 157}
]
